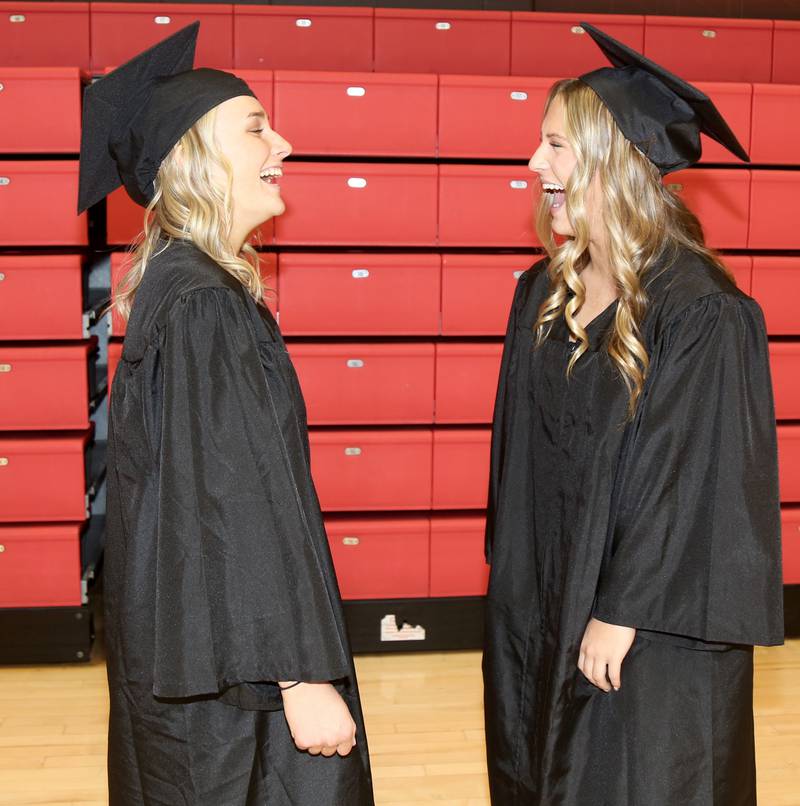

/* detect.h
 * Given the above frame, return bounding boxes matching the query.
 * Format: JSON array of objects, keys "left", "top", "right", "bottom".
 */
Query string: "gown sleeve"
[
  {"left": 485, "top": 273, "right": 524, "bottom": 565},
  {"left": 592, "top": 292, "right": 784, "bottom": 646},
  {"left": 485, "top": 261, "right": 547, "bottom": 565},
  {"left": 151, "top": 286, "right": 350, "bottom": 700}
]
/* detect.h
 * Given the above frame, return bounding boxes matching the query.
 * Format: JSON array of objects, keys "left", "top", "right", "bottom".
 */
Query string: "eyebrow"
[
  {"left": 544, "top": 132, "right": 566, "bottom": 139},
  {"left": 246, "top": 111, "right": 266, "bottom": 120}
]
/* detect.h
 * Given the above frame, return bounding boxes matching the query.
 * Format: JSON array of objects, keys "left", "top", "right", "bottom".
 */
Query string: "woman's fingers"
[
  {"left": 578, "top": 651, "right": 592, "bottom": 685},
  {"left": 578, "top": 650, "right": 589, "bottom": 677},
  {"left": 577, "top": 648, "right": 596, "bottom": 685},
  {"left": 336, "top": 739, "right": 354, "bottom": 757},
  {"left": 578, "top": 652, "right": 621, "bottom": 692},
  {"left": 296, "top": 728, "right": 355, "bottom": 756},
  {"left": 608, "top": 658, "right": 622, "bottom": 691},
  {"left": 282, "top": 681, "right": 359, "bottom": 758},
  {"left": 578, "top": 618, "right": 637, "bottom": 692},
  {"left": 591, "top": 658, "right": 611, "bottom": 692}
]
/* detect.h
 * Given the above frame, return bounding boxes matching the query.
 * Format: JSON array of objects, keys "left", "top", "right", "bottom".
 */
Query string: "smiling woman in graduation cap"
[
  {"left": 483, "top": 23, "right": 783, "bottom": 806},
  {"left": 78, "top": 22, "right": 374, "bottom": 805}
]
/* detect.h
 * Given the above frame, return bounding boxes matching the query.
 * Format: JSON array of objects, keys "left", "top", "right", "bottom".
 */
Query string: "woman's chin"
[
  {"left": 551, "top": 221, "right": 575, "bottom": 238},
  {"left": 264, "top": 196, "right": 286, "bottom": 218},
  {"left": 251, "top": 198, "right": 285, "bottom": 227}
]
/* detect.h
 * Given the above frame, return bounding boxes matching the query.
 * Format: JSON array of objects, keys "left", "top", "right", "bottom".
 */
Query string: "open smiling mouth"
[
  {"left": 259, "top": 166, "right": 283, "bottom": 186},
  {"left": 542, "top": 182, "right": 565, "bottom": 211}
]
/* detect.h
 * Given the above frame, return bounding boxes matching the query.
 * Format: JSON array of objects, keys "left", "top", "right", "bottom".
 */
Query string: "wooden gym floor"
[{"left": 0, "top": 636, "right": 798, "bottom": 805}]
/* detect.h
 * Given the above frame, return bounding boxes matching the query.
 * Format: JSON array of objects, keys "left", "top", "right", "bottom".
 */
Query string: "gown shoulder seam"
[
  {"left": 660, "top": 288, "right": 750, "bottom": 332},
  {"left": 165, "top": 283, "right": 249, "bottom": 319},
  {"left": 123, "top": 285, "right": 251, "bottom": 363}
]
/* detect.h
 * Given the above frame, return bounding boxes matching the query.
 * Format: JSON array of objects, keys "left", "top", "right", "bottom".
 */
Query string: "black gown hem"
[
  {"left": 592, "top": 608, "right": 785, "bottom": 650},
  {"left": 151, "top": 663, "right": 353, "bottom": 701}
]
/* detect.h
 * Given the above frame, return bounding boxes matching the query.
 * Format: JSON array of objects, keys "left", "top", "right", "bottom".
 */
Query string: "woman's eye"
[
  {"left": 550, "top": 142, "right": 562, "bottom": 149},
  {"left": 251, "top": 128, "right": 264, "bottom": 134}
]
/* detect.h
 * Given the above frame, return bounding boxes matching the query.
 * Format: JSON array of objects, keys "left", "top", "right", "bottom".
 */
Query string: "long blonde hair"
[
  {"left": 534, "top": 79, "right": 731, "bottom": 417},
  {"left": 113, "top": 105, "right": 265, "bottom": 321}
]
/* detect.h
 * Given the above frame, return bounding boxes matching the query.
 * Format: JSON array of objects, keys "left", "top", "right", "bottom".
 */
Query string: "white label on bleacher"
[
  {"left": 510, "top": 91, "right": 528, "bottom": 101},
  {"left": 347, "top": 359, "right": 364, "bottom": 368},
  {"left": 0, "top": 84, "right": 4, "bottom": 93},
  {"left": 342, "top": 537, "right": 360, "bottom": 546},
  {"left": 0, "top": 364, "right": 10, "bottom": 372},
  {"left": 352, "top": 269, "right": 370, "bottom": 279},
  {"left": 347, "top": 177, "right": 367, "bottom": 189},
  {"left": 9, "top": 15, "right": 25, "bottom": 23},
  {"left": 380, "top": 614, "right": 426, "bottom": 642},
  {"left": 702, "top": 29, "right": 717, "bottom": 38},
  {"left": 296, "top": 18, "right": 312, "bottom": 28},
  {"left": 0, "top": 178, "right": 9, "bottom": 186},
  {"left": 0, "top": 458, "right": 7, "bottom": 466},
  {"left": 510, "top": 180, "right": 528, "bottom": 189},
  {"left": 0, "top": 273, "right": 5, "bottom": 281},
  {"left": 668, "top": 183, "right": 684, "bottom": 192},
  {"left": 435, "top": 22, "right": 452, "bottom": 30},
  {"left": 571, "top": 25, "right": 585, "bottom": 35},
  {"left": 513, "top": 270, "right": 524, "bottom": 279},
  {"left": 154, "top": 16, "right": 171, "bottom": 24},
  {"left": 347, "top": 87, "right": 366, "bottom": 97},
  {"left": 344, "top": 447, "right": 362, "bottom": 456}
]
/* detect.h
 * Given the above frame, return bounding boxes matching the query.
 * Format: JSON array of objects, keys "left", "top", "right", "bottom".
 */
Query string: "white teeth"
[
  {"left": 542, "top": 182, "right": 564, "bottom": 193},
  {"left": 259, "top": 167, "right": 283, "bottom": 180}
]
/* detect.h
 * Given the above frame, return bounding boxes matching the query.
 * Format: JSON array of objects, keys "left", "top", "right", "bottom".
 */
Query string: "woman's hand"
[
  {"left": 279, "top": 682, "right": 357, "bottom": 757},
  {"left": 578, "top": 618, "right": 636, "bottom": 692}
]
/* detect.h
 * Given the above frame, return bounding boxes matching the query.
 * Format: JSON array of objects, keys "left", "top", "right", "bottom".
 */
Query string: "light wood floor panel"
[{"left": 0, "top": 642, "right": 797, "bottom": 804}]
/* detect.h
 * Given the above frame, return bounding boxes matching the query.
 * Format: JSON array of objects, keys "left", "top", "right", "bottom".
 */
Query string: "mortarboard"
[
  {"left": 577, "top": 22, "right": 749, "bottom": 175},
  {"left": 78, "top": 21, "right": 256, "bottom": 214}
]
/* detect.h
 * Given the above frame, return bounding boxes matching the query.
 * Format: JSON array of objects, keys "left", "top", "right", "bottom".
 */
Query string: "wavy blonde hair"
[
  {"left": 534, "top": 79, "right": 731, "bottom": 417},
  {"left": 113, "top": 105, "right": 267, "bottom": 321}
]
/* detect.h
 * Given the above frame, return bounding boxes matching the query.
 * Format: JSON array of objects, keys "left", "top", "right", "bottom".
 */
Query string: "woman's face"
[
  {"left": 213, "top": 94, "right": 292, "bottom": 244},
  {"left": 529, "top": 95, "right": 602, "bottom": 240}
]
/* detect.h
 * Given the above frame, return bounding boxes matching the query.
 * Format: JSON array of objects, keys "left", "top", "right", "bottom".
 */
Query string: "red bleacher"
[
  {"left": 1, "top": 4, "right": 798, "bottom": 614},
  {"left": 5, "top": 7, "right": 797, "bottom": 83}
]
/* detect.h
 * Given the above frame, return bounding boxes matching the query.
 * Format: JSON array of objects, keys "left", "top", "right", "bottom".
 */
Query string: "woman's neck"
[
  {"left": 583, "top": 240, "right": 618, "bottom": 301},
  {"left": 230, "top": 234, "right": 246, "bottom": 254}
]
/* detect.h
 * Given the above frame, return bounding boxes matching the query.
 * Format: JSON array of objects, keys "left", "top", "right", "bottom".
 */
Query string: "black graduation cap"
[
  {"left": 78, "top": 21, "right": 256, "bottom": 213},
  {"left": 577, "top": 22, "right": 749, "bottom": 175}
]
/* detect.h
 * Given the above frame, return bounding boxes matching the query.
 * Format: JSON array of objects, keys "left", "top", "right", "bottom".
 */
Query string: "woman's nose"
[
  {"left": 270, "top": 130, "right": 292, "bottom": 160},
  {"left": 529, "top": 150, "right": 544, "bottom": 173}
]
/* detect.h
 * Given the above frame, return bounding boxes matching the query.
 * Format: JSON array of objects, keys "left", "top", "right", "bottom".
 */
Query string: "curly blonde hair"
[
  {"left": 534, "top": 79, "right": 731, "bottom": 417},
  {"left": 113, "top": 105, "right": 267, "bottom": 321}
]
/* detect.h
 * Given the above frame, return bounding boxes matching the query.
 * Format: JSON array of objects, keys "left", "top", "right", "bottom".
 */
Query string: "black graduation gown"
[
  {"left": 483, "top": 247, "right": 784, "bottom": 806},
  {"left": 104, "top": 238, "right": 374, "bottom": 805}
]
